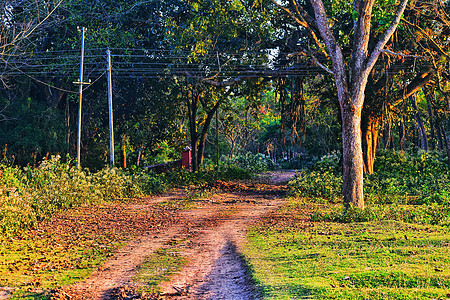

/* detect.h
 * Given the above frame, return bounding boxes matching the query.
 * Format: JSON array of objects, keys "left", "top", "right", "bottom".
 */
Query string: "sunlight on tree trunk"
[
  {"left": 307, "top": 0, "right": 409, "bottom": 208},
  {"left": 362, "top": 116, "right": 380, "bottom": 174}
]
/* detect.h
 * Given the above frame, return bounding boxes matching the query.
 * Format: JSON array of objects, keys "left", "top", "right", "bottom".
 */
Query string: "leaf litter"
[{"left": 30, "top": 170, "right": 297, "bottom": 300}]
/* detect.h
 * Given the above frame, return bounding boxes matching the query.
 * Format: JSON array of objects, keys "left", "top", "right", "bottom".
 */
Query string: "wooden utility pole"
[
  {"left": 74, "top": 27, "right": 90, "bottom": 168},
  {"left": 107, "top": 48, "right": 115, "bottom": 168}
]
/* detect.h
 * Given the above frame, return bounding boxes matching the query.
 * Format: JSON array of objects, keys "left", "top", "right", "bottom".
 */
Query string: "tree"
[
  {"left": 1, "top": 0, "right": 188, "bottom": 167},
  {"left": 360, "top": 0, "right": 450, "bottom": 173},
  {"left": 1, "top": 1, "right": 62, "bottom": 80},
  {"left": 271, "top": 0, "right": 409, "bottom": 208},
  {"left": 163, "top": 0, "right": 274, "bottom": 170}
]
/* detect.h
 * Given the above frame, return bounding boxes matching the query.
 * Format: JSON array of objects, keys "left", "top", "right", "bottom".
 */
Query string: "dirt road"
[{"left": 55, "top": 170, "right": 296, "bottom": 300}]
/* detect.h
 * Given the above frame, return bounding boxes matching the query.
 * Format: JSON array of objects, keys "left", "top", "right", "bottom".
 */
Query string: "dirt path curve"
[{"left": 57, "top": 170, "right": 297, "bottom": 300}]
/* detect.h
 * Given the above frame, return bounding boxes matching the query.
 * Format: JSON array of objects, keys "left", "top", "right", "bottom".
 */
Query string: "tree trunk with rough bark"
[
  {"left": 341, "top": 105, "right": 365, "bottom": 208},
  {"left": 309, "top": 0, "right": 408, "bottom": 208}
]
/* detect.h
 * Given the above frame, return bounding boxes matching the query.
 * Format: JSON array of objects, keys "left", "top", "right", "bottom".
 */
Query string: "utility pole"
[
  {"left": 74, "top": 27, "right": 90, "bottom": 168},
  {"left": 107, "top": 48, "right": 115, "bottom": 168},
  {"left": 216, "top": 108, "right": 219, "bottom": 169}
]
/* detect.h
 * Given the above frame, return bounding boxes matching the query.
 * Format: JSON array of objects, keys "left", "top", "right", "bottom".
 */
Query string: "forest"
[{"left": 0, "top": 0, "right": 450, "bottom": 299}]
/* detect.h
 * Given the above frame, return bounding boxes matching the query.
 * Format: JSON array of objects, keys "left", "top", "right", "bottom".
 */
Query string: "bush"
[
  {"left": 162, "top": 165, "right": 252, "bottom": 188},
  {"left": 290, "top": 150, "right": 449, "bottom": 205},
  {"left": 288, "top": 171, "right": 342, "bottom": 201},
  {"left": 309, "top": 151, "right": 341, "bottom": 174},
  {"left": 288, "top": 152, "right": 342, "bottom": 201},
  {"left": 0, "top": 153, "right": 257, "bottom": 236},
  {"left": 365, "top": 150, "right": 450, "bottom": 205},
  {"left": 220, "top": 152, "right": 277, "bottom": 174},
  {"left": 0, "top": 156, "right": 170, "bottom": 236},
  {"left": 291, "top": 149, "right": 450, "bottom": 227},
  {"left": 312, "top": 203, "right": 450, "bottom": 227},
  {"left": 0, "top": 166, "right": 36, "bottom": 236}
]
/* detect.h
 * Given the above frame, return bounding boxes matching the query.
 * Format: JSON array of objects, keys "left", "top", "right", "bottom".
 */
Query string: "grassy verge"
[{"left": 244, "top": 199, "right": 450, "bottom": 299}]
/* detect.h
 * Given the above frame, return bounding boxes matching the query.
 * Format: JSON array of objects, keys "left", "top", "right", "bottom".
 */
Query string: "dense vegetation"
[{"left": 289, "top": 150, "right": 450, "bottom": 225}]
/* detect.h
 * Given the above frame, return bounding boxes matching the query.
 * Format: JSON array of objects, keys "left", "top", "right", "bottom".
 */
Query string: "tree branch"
[
  {"left": 380, "top": 49, "right": 425, "bottom": 58},
  {"left": 311, "top": 53, "right": 333, "bottom": 75},
  {"left": 270, "top": 0, "right": 326, "bottom": 55},
  {"left": 352, "top": 0, "right": 375, "bottom": 75},
  {"left": 365, "top": 0, "right": 409, "bottom": 72},
  {"left": 391, "top": 70, "right": 435, "bottom": 108},
  {"left": 402, "top": 18, "right": 449, "bottom": 57}
]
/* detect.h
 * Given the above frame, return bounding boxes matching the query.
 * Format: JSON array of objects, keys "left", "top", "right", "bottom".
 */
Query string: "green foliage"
[
  {"left": 289, "top": 171, "right": 342, "bottom": 202},
  {"left": 0, "top": 99, "right": 68, "bottom": 166},
  {"left": 289, "top": 150, "right": 449, "bottom": 207},
  {"left": 365, "top": 150, "right": 450, "bottom": 205},
  {"left": 288, "top": 152, "right": 342, "bottom": 201},
  {"left": 0, "top": 156, "right": 167, "bottom": 236},
  {"left": 313, "top": 203, "right": 450, "bottom": 227},
  {"left": 309, "top": 151, "right": 341, "bottom": 174},
  {"left": 163, "top": 164, "right": 252, "bottom": 187},
  {"left": 289, "top": 150, "right": 450, "bottom": 227},
  {"left": 220, "top": 152, "right": 277, "bottom": 174},
  {"left": 0, "top": 150, "right": 257, "bottom": 236},
  {"left": 0, "top": 166, "right": 36, "bottom": 236}
]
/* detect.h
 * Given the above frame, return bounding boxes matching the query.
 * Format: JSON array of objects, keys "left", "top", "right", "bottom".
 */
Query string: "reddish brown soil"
[{"left": 51, "top": 170, "right": 296, "bottom": 300}]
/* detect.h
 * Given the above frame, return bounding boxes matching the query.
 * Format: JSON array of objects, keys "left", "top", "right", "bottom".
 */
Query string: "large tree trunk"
[{"left": 342, "top": 105, "right": 365, "bottom": 209}]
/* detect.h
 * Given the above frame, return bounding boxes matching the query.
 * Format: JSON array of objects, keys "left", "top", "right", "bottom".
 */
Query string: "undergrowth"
[{"left": 288, "top": 150, "right": 450, "bottom": 226}]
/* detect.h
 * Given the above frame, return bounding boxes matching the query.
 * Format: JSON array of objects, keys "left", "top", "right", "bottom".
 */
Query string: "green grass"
[
  {"left": 0, "top": 234, "right": 121, "bottom": 299},
  {"left": 245, "top": 200, "right": 450, "bottom": 299},
  {"left": 133, "top": 248, "right": 188, "bottom": 293}
]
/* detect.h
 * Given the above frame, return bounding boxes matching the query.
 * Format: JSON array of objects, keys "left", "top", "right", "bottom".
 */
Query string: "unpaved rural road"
[{"left": 53, "top": 170, "right": 297, "bottom": 300}]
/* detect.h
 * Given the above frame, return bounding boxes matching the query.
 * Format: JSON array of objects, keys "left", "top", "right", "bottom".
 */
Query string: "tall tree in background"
[
  {"left": 361, "top": 0, "right": 450, "bottom": 173},
  {"left": 164, "top": 0, "right": 273, "bottom": 170}
]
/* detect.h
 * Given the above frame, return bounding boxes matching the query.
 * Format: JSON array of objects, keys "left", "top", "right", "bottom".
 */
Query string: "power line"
[{"left": 1, "top": 47, "right": 424, "bottom": 85}]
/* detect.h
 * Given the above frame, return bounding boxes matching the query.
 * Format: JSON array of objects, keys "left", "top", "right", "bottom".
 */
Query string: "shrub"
[
  {"left": 0, "top": 156, "right": 162, "bottom": 235},
  {"left": 162, "top": 165, "right": 252, "bottom": 188},
  {"left": 309, "top": 151, "right": 341, "bottom": 174},
  {"left": 220, "top": 152, "right": 277, "bottom": 174},
  {"left": 288, "top": 171, "right": 342, "bottom": 201},
  {"left": 0, "top": 153, "right": 257, "bottom": 236},
  {"left": 312, "top": 203, "right": 450, "bottom": 227},
  {"left": 366, "top": 150, "right": 450, "bottom": 205},
  {"left": 291, "top": 150, "right": 449, "bottom": 205},
  {"left": 0, "top": 166, "right": 36, "bottom": 236}
]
